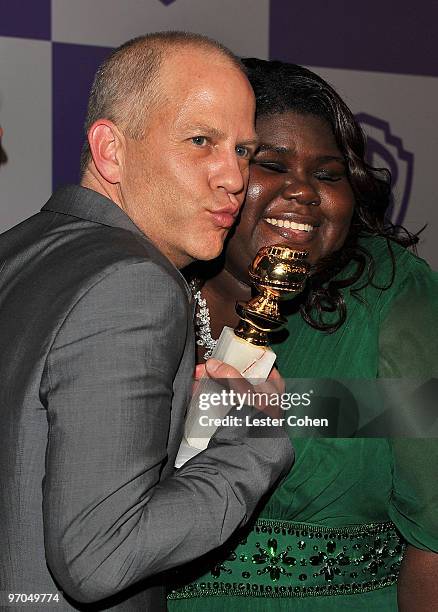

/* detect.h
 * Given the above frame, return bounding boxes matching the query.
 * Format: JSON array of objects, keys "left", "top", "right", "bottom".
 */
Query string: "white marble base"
[{"left": 175, "top": 327, "right": 276, "bottom": 467}]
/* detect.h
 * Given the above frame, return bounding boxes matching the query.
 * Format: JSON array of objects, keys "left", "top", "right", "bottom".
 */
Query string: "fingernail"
[{"left": 205, "top": 358, "right": 221, "bottom": 374}]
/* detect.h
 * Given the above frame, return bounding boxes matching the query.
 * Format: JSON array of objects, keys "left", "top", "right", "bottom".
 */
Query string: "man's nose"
[{"left": 210, "top": 150, "right": 246, "bottom": 196}]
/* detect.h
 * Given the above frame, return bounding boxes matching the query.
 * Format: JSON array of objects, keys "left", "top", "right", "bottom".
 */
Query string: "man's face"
[{"left": 120, "top": 49, "right": 257, "bottom": 268}]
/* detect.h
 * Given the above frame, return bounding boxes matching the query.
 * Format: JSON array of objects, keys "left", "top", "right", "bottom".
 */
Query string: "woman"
[{"left": 168, "top": 60, "right": 438, "bottom": 610}]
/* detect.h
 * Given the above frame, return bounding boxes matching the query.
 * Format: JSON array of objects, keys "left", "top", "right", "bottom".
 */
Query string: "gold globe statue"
[{"left": 234, "top": 245, "right": 310, "bottom": 345}]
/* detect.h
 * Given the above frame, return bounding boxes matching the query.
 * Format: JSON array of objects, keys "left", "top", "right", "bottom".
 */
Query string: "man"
[{"left": 0, "top": 32, "right": 293, "bottom": 610}]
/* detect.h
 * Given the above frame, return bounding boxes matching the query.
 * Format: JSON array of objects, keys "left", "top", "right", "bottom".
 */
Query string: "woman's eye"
[
  {"left": 191, "top": 136, "right": 208, "bottom": 146},
  {"left": 315, "top": 170, "right": 345, "bottom": 183},
  {"left": 255, "top": 161, "right": 287, "bottom": 173},
  {"left": 315, "top": 171, "right": 343, "bottom": 182},
  {"left": 235, "top": 145, "right": 249, "bottom": 158}
]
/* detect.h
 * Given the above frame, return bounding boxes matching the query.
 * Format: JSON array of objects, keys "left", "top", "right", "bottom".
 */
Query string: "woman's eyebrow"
[
  {"left": 257, "top": 144, "right": 290, "bottom": 154},
  {"left": 316, "top": 155, "right": 346, "bottom": 164},
  {"left": 257, "top": 145, "right": 345, "bottom": 165}
]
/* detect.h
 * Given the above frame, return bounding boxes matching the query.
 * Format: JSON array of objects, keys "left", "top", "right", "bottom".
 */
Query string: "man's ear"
[{"left": 87, "top": 119, "right": 125, "bottom": 184}]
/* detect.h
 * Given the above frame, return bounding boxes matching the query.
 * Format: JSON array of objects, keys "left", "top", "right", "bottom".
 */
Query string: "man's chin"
[{"left": 191, "top": 237, "right": 228, "bottom": 262}]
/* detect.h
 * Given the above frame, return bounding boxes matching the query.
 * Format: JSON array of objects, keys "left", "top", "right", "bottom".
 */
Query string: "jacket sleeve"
[{"left": 42, "top": 261, "right": 294, "bottom": 603}]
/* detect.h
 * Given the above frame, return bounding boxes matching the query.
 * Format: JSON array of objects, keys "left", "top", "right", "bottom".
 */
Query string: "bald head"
[{"left": 80, "top": 31, "right": 244, "bottom": 173}]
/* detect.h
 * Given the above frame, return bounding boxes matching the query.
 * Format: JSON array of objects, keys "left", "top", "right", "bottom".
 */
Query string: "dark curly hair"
[{"left": 242, "top": 58, "right": 418, "bottom": 332}]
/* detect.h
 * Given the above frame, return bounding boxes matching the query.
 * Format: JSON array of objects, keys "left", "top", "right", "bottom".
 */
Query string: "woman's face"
[{"left": 224, "top": 112, "right": 355, "bottom": 282}]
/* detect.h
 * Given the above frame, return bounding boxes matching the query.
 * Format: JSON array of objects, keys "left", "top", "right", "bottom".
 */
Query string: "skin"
[
  {"left": 226, "top": 112, "right": 355, "bottom": 279},
  {"left": 201, "top": 111, "right": 356, "bottom": 340},
  {"left": 398, "top": 547, "right": 438, "bottom": 609},
  {"left": 200, "top": 111, "right": 438, "bottom": 606},
  {"left": 81, "top": 45, "right": 284, "bottom": 396},
  {"left": 82, "top": 47, "right": 257, "bottom": 269}
]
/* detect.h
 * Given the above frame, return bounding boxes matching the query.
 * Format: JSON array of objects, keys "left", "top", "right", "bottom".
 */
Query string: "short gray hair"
[{"left": 80, "top": 31, "right": 243, "bottom": 174}]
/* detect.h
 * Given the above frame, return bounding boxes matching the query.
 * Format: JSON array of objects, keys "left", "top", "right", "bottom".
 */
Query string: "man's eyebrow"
[
  {"left": 184, "top": 125, "right": 258, "bottom": 148},
  {"left": 239, "top": 138, "right": 259, "bottom": 148},
  {"left": 185, "top": 124, "right": 225, "bottom": 139}
]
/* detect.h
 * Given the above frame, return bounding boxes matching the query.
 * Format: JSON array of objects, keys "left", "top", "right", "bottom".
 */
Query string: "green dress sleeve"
[{"left": 378, "top": 255, "right": 438, "bottom": 552}]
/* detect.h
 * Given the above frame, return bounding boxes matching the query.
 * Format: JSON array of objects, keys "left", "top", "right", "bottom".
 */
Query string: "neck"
[
  {"left": 201, "top": 266, "right": 252, "bottom": 339},
  {"left": 81, "top": 166, "right": 122, "bottom": 206}
]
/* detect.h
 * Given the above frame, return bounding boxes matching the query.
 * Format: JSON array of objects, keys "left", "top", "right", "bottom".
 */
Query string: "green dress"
[{"left": 168, "top": 236, "right": 438, "bottom": 610}]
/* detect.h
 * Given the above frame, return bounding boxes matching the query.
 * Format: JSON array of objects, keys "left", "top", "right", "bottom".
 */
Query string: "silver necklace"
[{"left": 189, "top": 279, "right": 218, "bottom": 360}]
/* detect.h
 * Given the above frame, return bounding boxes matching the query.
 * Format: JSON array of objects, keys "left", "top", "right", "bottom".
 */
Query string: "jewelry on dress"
[
  {"left": 168, "top": 519, "right": 405, "bottom": 600},
  {"left": 189, "top": 279, "right": 218, "bottom": 360}
]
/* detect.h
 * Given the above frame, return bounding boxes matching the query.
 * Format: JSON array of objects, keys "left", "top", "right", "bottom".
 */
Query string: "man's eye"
[
  {"left": 235, "top": 145, "right": 249, "bottom": 158},
  {"left": 191, "top": 136, "right": 208, "bottom": 146}
]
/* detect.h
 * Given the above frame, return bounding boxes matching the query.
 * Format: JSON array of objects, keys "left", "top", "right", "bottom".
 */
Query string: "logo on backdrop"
[{"left": 355, "top": 113, "right": 414, "bottom": 226}]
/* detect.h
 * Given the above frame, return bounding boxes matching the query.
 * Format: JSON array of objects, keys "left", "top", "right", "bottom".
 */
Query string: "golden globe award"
[{"left": 175, "top": 245, "right": 309, "bottom": 467}]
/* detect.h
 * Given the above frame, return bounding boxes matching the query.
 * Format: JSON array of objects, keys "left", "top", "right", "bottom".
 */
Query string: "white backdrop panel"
[
  {"left": 52, "top": 0, "right": 269, "bottom": 58},
  {"left": 0, "top": 37, "right": 52, "bottom": 230}
]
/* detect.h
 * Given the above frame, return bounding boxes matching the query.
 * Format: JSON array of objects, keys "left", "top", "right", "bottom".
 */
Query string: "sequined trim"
[
  {"left": 168, "top": 519, "right": 405, "bottom": 599},
  {"left": 190, "top": 279, "right": 217, "bottom": 359}
]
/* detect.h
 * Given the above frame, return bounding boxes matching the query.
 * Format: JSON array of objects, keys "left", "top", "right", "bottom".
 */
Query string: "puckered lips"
[
  {"left": 209, "top": 198, "right": 241, "bottom": 229},
  {"left": 261, "top": 214, "right": 320, "bottom": 244}
]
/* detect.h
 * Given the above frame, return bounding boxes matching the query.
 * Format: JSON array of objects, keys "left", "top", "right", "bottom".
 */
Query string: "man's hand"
[{"left": 202, "top": 358, "right": 285, "bottom": 419}]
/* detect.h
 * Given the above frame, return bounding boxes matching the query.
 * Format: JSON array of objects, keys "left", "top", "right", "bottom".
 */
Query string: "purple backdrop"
[
  {"left": 0, "top": 0, "right": 51, "bottom": 40},
  {"left": 270, "top": 0, "right": 438, "bottom": 77},
  {"left": 52, "top": 43, "right": 112, "bottom": 188}
]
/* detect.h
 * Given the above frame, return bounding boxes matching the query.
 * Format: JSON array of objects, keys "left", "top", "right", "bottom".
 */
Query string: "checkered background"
[{"left": 1, "top": 0, "right": 437, "bottom": 267}]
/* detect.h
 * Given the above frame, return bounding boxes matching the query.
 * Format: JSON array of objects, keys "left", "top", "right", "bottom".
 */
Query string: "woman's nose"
[{"left": 282, "top": 179, "right": 320, "bottom": 206}]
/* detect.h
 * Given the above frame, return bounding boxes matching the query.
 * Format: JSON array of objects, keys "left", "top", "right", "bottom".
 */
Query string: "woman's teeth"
[{"left": 265, "top": 218, "right": 314, "bottom": 232}]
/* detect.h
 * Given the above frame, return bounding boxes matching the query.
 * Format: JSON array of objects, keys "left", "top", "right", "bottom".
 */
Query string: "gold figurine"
[
  {"left": 234, "top": 246, "right": 310, "bottom": 345},
  {"left": 175, "top": 245, "right": 309, "bottom": 465}
]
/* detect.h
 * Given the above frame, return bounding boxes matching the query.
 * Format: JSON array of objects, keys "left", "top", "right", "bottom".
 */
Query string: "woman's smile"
[{"left": 224, "top": 112, "right": 355, "bottom": 281}]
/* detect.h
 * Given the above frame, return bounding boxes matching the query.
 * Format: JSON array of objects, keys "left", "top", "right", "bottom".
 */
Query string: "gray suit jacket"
[{"left": 0, "top": 185, "right": 293, "bottom": 611}]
